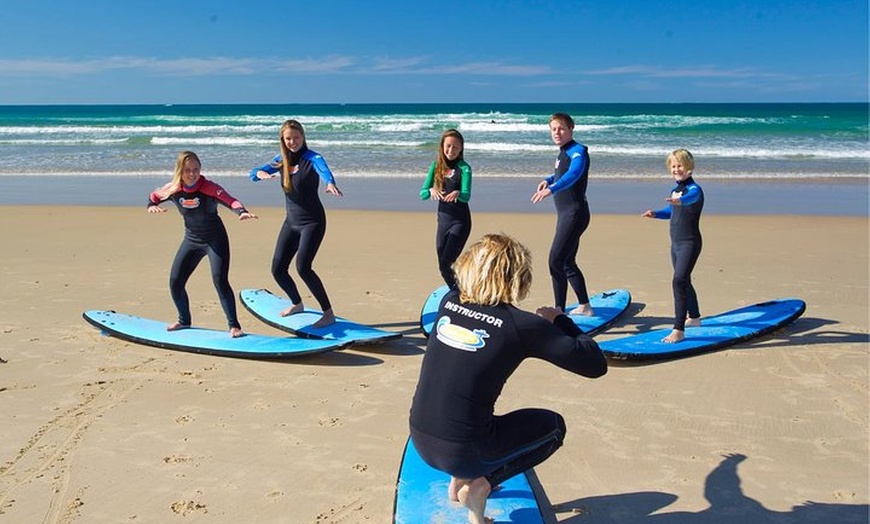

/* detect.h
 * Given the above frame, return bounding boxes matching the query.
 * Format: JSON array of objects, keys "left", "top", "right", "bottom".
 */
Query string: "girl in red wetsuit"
[{"left": 148, "top": 151, "right": 258, "bottom": 338}]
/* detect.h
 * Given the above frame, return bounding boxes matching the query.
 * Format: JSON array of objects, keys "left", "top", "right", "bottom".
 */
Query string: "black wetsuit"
[
  {"left": 419, "top": 159, "right": 472, "bottom": 288},
  {"left": 409, "top": 290, "right": 606, "bottom": 486},
  {"left": 544, "top": 140, "right": 592, "bottom": 310},
  {"left": 148, "top": 176, "right": 248, "bottom": 329},
  {"left": 650, "top": 177, "right": 704, "bottom": 330},
  {"left": 250, "top": 146, "right": 336, "bottom": 311}
]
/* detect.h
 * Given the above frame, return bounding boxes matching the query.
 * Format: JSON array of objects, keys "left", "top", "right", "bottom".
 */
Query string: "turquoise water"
[{"left": 0, "top": 103, "right": 866, "bottom": 180}]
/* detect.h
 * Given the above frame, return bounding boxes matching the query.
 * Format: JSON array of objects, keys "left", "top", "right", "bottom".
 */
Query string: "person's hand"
[
  {"left": 535, "top": 306, "right": 564, "bottom": 323},
  {"left": 325, "top": 183, "right": 343, "bottom": 196},
  {"left": 147, "top": 205, "right": 166, "bottom": 213},
  {"left": 641, "top": 210, "right": 654, "bottom": 218},
  {"left": 531, "top": 186, "right": 552, "bottom": 204},
  {"left": 428, "top": 188, "right": 443, "bottom": 201},
  {"left": 442, "top": 190, "right": 460, "bottom": 203},
  {"left": 239, "top": 212, "right": 258, "bottom": 220},
  {"left": 665, "top": 196, "right": 682, "bottom": 206},
  {"left": 255, "top": 170, "right": 276, "bottom": 180}
]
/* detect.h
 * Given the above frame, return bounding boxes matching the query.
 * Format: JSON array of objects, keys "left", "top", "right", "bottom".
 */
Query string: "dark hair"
[{"left": 549, "top": 112, "right": 575, "bottom": 130}]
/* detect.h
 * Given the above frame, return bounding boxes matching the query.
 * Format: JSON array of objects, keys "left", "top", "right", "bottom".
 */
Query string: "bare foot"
[
  {"left": 229, "top": 327, "right": 244, "bottom": 338},
  {"left": 457, "top": 477, "right": 492, "bottom": 524},
  {"left": 569, "top": 303, "right": 595, "bottom": 316},
  {"left": 166, "top": 322, "right": 190, "bottom": 332},
  {"left": 279, "top": 302, "right": 304, "bottom": 317},
  {"left": 449, "top": 478, "right": 497, "bottom": 503},
  {"left": 312, "top": 308, "right": 336, "bottom": 329},
  {"left": 662, "top": 329, "right": 685, "bottom": 343},
  {"left": 448, "top": 477, "right": 461, "bottom": 502},
  {"left": 685, "top": 317, "right": 702, "bottom": 327}
]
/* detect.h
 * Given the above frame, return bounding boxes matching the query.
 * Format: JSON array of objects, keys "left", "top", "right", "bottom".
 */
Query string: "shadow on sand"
[{"left": 538, "top": 453, "right": 867, "bottom": 523}]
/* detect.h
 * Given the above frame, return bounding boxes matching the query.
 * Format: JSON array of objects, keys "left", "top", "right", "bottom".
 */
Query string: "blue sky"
[{"left": 1, "top": 0, "right": 866, "bottom": 104}]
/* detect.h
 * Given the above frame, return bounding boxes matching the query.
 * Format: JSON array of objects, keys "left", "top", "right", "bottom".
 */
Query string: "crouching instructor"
[{"left": 409, "top": 233, "right": 607, "bottom": 524}]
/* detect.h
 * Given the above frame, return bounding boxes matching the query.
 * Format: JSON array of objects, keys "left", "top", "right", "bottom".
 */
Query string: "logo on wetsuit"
[
  {"left": 435, "top": 316, "right": 489, "bottom": 352},
  {"left": 180, "top": 197, "right": 201, "bottom": 209}
]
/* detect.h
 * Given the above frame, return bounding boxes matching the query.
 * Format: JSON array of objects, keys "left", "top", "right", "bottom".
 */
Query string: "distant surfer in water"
[
  {"left": 249, "top": 119, "right": 343, "bottom": 328},
  {"left": 409, "top": 234, "right": 606, "bottom": 524},
  {"left": 642, "top": 148, "right": 704, "bottom": 343},
  {"left": 531, "top": 112, "right": 595, "bottom": 317},
  {"left": 419, "top": 128, "right": 472, "bottom": 289},
  {"left": 147, "top": 150, "right": 258, "bottom": 338}
]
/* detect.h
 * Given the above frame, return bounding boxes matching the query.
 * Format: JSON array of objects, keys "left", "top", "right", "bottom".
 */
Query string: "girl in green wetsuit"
[{"left": 419, "top": 129, "right": 472, "bottom": 289}]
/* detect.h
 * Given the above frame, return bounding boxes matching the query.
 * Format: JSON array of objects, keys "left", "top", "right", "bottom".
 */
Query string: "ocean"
[{"left": 0, "top": 103, "right": 867, "bottom": 214}]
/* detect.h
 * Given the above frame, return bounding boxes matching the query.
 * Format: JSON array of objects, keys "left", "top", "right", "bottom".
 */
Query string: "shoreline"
[{"left": 2, "top": 175, "right": 868, "bottom": 215}]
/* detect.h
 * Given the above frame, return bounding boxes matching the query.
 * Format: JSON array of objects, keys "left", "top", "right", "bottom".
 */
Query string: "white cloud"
[
  {"left": 585, "top": 64, "right": 784, "bottom": 80},
  {"left": 0, "top": 55, "right": 551, "bottom": 78}
]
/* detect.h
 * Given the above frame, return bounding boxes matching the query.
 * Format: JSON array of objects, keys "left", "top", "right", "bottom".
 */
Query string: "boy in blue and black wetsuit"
[
  {"left": 643, "top": 148, "right": 705, "bottom": 343},
  {"left": 531, "top": 113, "right": 594, "bottom": 316}
]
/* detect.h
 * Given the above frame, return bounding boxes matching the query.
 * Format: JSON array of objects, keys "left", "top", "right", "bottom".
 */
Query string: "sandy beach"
[{"left": 0, "top": 206, "right": 867, "bottom": 523}]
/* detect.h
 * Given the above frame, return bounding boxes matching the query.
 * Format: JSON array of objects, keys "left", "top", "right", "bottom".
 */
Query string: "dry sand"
[{"left": 0, "top": 206, "right": 867, "bottom": 523}]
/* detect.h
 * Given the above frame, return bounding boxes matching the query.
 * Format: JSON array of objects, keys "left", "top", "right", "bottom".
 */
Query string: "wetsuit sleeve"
[
  {"left": 420, "top": 162, "right": 436, "bottom": 200},
  {"left": 547, "top": 146, "right": 588, "bottom": 194},
  {"left": 651, "top": 205, "right": 672, "bottom": 219},
  {"left": 249, "top": 154, "right": 282, "bottom": 181},
  {"left": 200, "top": 179, "right": 248, "bottom": 215},
  {"left": 516, "top": 310, "right": 607, "bottom": 378},
  {"left": 147, "top": 182, "right": 175, "bottom": 206},
  {"left": 678, "top": 183, "right": 702, "bottom": 206},
  {"left": 458, "top": 161, "right": 472, "bottom": 203},
  {"left": 308, "top": 151, "right": 337, "bottom": 185}
]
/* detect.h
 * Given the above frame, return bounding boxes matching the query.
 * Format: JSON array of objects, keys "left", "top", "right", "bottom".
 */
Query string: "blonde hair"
[
  {"left": 278, "top": 119, "right": 307, "bottom": 193},
  {"left": 155, "top": 150, "right": 200, "bottom": 200},
  {"left": 453, "top": 233, "right": 533, "bottom": 306},
  {"left": 666, "top": 148, "right": 695, "bottom": 173},
  {"left": 433, "top": 129, "right": 464, "bottom": 192}
]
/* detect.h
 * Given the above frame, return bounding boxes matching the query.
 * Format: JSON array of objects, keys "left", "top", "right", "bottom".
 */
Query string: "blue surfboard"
[
  {"left": 565, "top": 288, "right": 632, "bottom": 336},
  {"left": 419, "top": 285, "right": 451, "bottom": 337},
  {"left": 420, "top": 287, "right": 632, "bottom": 337},
  {"left": 83, "top": 310, "right": 349, "bottom": 358},
  {"left": 599, "top": 298, "right": 806, "bottom": 360},
  {"left": 239, "top": 288, "right": 402, "bottom": 346},
  {"left": 393, "top": 437, "right": 545, "bottom": 524}
]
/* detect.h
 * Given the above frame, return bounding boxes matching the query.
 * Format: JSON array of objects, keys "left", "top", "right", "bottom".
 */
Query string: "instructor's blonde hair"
[{"left": 453, "top": 233, "right": 532, "bottom": 306}]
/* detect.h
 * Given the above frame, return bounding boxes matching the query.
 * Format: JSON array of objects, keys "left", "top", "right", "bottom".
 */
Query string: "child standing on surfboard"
[
  {"left": 409, "top": 234, "right": 606, "bottom": 524},
  {"left": 419, "top": 128, "right": 472, "bottom": 289},
  {"left": 642, "top": 148, "right": 705, "bottom": 343},
  {"left": 530, "top": 112, "right": 595, "bottom": 317},
  {"left": 147, "top": 150, "right": 258, "bottom": 338},
  {"left": 249, "top": 119, "right": 343, "bottom": 329}
]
